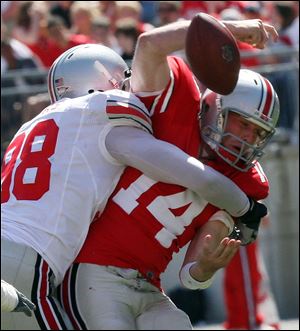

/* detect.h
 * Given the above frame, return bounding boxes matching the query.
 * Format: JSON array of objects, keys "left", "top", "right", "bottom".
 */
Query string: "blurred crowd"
[{"left": 1, "top": 1, "right": 299, "bottom": 159}]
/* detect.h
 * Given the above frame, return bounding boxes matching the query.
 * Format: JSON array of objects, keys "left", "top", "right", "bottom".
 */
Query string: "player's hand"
[
  {"left": 238, "top": 197, "right": 268, "bottom": 228},
  {"left": 195, "top": 235, "right": 241, "bottom": 279},
  {"left": 13, "top": 291, "right": 36, "bottom": 317},
  {"left": 232, "top": 198, "right": 268, "bottom": 245},
  {"left": 224, "top": 19, "right": 279, "bottom": 49}
]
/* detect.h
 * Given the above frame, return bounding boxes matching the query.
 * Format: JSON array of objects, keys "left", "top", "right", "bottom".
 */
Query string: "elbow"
[
  {"left": 137, "top": 33, "right": 151, "bottom": 50},
  {"left": 137, "top": 32, "right": 160, "bottom": 55}
]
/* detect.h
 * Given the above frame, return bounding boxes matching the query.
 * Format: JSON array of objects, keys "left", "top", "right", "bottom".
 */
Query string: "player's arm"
[
  {"left": 131, "top": 18, "right": 278, "bottom": 92},
  {"left": 179, "top": 212, "right": 241, "bottom": 290},
  {"left": 104, "top": 92, "right": 267, "bottom": 218},
  {"left": 131, "top": 20, "right": 189, "bottom": 92},
  {"left": 223, "top": 20, "right": 278, "bottom": 49},
  {"left": 1, "top": 280, "right": 35, "bottom": 316},
  {"left": 106, "top": 126, "right": 253, "bottom": 217}
]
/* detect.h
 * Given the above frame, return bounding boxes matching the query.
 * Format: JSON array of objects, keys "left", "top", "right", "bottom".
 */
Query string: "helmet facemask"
[{"left": 201, "top": 108, "right": 275, "bottom": 171}]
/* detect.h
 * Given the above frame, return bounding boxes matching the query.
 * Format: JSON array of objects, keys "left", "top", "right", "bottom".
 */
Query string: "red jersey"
[
  {"left": 75, "top": 57, "right": 269, "bottom": 290},
  {"left": 140, "top": 56, "right": 201, "bottom": 155}
]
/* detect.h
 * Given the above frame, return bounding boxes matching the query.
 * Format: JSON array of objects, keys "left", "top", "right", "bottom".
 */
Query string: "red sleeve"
[
  {"left": 151, "top": 56, "right": 200, "bottom": 115},
  {"left": 231, "top": 162, "right": 269, "bottom": 200},
  {"left": 206, "top": 157, "right": 270, "bottom": 201},
  {"left": 138, "top": 56, "right": 201, "bottom": 156},
  {"left": 138, "top": 56, "right": 200, "bottom": 117},
  {"left": 136, "top": 56, "right": 179, "bottom": 110}
]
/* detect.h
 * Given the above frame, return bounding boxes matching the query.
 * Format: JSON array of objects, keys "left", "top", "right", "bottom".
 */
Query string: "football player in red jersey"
[{"left": 58, "top": 17, "right": 280, "bottom": 330}]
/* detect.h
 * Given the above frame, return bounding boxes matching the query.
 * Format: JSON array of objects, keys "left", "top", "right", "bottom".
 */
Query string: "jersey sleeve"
[
  {"left": 148, "top": 56, "right": 200, "bottom": 118},
  {"left": 232, "top": 161, "right": 270, "bottom": 200},
  {"left": 105, "top": 90, "right": 153, "bottom": 134},
  {"left": 133, "top": 56, "right": 181, "bottom": 116},
  {"left": 97, "top": 90, "right": 153, "bottom": 165},
  {"left": 135, "top": 56, "right": 200, "bottom": 120}
]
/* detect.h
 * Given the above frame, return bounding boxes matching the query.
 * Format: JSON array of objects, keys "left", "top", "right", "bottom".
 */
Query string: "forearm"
[
  {"left": 131, "top": 17, "right": 242, "bottom": 92},
  {"left": 132, "top": 16, "right": 278, "bottom": 91},
  {"left": 131, "top": 20, "right": 191, "bottom": 92},
  {"left": 134, "top": 17, "right": 252, "bottom": 58},
  {"left": 222, "top": 19, "right": 279, "bottom": 48},
  {"left": 180, "top": 219, "right": 240, "bottom": 289},
  {"left": 184, "top": 220, "right": 230, "bottom": 280},
  {"left": 106, "top": 126, "right": 249, "bottom": 217},
  {"left": 222, "top": 20, "right": 258, "bottom": 43},
  {"left": 138, "top": 20, "right": 190, "bottom": 55},
  {"left": 136, "top": 17, "right": 260, "bottom": 55},
  {"left": 180, "top": 220, "right": 239, "bottom": 289}
]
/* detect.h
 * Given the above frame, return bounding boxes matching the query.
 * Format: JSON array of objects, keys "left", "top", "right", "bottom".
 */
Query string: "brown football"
[{"left": 185, "top": 13, "right": 240, "bottom": 95}]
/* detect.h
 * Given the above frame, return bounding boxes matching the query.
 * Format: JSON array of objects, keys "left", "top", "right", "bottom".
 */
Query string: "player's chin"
[{"left": 230, "top": 145, "right": 251, "bottom": 157}]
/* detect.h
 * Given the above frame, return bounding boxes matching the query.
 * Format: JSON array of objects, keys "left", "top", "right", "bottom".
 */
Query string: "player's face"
[{"left": 222, "top": 112, "right": 268, "bottom": 155}]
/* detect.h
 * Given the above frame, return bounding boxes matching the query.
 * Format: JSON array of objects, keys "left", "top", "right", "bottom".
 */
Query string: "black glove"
[
  {"left": 13, "top": 290, "right": 36, "bottom": 317},
  {"left": 229, "top": 222, "right": 259, "bottom": 245},
  {"left": 231, "top": 197, "right": 268, "bottom": 246},
  {"left": 238, "top": 197, "right": 268, "bottom": 229}
]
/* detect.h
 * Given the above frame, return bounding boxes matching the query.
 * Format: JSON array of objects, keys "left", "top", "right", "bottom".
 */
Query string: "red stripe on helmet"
[{"left": 261, "top": 78, "right": 274, "bottom": 118}]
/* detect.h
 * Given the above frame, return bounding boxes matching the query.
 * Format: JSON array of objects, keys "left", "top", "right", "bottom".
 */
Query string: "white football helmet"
[
  {"left": 199, "top": 69, "right": 280, "bottom": 171},
  {"left": 48, "top": 44, "right": 131, "bottom": 103}
]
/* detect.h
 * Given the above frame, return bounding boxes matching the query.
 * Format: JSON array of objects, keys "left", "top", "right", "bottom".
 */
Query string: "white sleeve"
[
  {"left": 105, "top": 126, "right": 250, "bottom": 217},
  {"left": 1, "top": 280, "right": 18, "bottom": 312},
  {"left": 104, "top": 90, "right": 153, "bottom": 134}
]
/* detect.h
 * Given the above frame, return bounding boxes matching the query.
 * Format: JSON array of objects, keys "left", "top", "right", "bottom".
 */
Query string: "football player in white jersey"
[{"left": 1, "top": 38, "right": 269, "bottom": 329}]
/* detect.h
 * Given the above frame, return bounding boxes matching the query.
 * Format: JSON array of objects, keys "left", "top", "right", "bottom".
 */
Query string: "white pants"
[
  {"left": 59, "top": 263, "right": 192, "bottom": 330},
  {"left": 1, "top": 238, "right": 73, "bottom": 330}
]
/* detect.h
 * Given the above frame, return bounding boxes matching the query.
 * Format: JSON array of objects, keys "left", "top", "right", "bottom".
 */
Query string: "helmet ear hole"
[{"left": 124, "top": 69, "right": 131, "bottom": 78}]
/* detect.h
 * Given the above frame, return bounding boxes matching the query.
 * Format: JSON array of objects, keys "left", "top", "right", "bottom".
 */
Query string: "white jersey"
[{"left": 1, "top": 89, "right": 152, "bottom": 285}]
